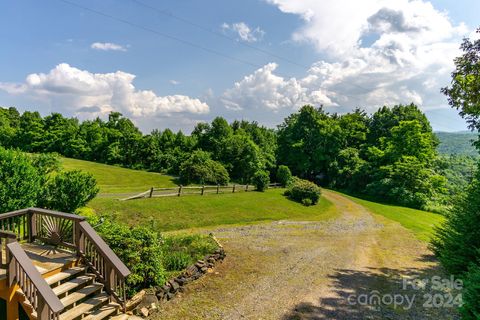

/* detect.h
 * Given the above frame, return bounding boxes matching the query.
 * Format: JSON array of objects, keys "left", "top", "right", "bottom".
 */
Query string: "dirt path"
[{"left": 152, "top": 191, "right": 459, "bottom": 319}]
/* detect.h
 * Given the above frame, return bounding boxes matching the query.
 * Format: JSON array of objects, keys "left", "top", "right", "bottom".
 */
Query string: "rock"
[
  {"left": 169, "top": 280, "right": 180, "bottom": 292},
  {"left": 175, "top": 277, "right": 186, "bottom": 285},
  {"left": 195, "top": 260, "right": 206, "bottom": 268},
  {"left": 126, "top": 290, "right": 146, "bottom": 311},
  {"left": 161, "top": 284, "right": 170, "bottom": 292},
  {"left": 201, "top": 266, "right": 208, "bottom": 273},
  {"left": 185, "top": 265, "right": 197, "bottom": 276},
  {"left": 141, "top": 292, "right": 159, "bottom": 306},
  {"left": 140, "top": 307, "right": 149, "bottom": 317},
  {"left": 166, "top": 292, "right": 174, "bottom": 300}
]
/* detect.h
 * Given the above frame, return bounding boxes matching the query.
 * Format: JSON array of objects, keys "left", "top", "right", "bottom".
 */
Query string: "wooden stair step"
[
  {"left": 82, "top": 303, "right": 121, "bottom": 320},
  {"left": 45, "top": 267, "right": 85, "bottom": 285},
  {"left": 60, "top": 284, "right": 103, "bottom": 308},
  {"left": 53, "top": 275, "right": 94, "bottom": 296},
  {"left": 59, "top": 292, "right": 110, "bottom": 320},
  {"left": 110, "top": 314, "right": 129, "bottom": 320}
]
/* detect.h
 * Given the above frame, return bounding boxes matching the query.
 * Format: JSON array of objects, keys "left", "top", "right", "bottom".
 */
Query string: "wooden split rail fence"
[{"left": 121, "top": 183, "right": 283, "bottom": 201}]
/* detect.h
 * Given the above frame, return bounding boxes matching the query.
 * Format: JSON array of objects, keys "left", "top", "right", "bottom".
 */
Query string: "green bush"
[
  {"left": 461, "top": 262, "right": 480, "bottom": 319},
  {"left": 277, "top": 165, "right": 292, "bottom": 187},
  {"left": 432, "top": 168, "right": 480, "bottom": 276},
  {"left": 285, "top": 178, "right": 321, "bottom": 205},
  {"left": 301, "top": 198, "right": 313, "bottom": 206},
  {"left": 252, "top": 170, "right": 270, "bottom": 192},
  {"left": 161, "top": 233, "right": 218, "bottom": 271},
  {"left": 90, "top": 215, "right": 165, "bottom": 296},
  {"left": 163, "top": 251, "right": 192, "bottom": 271},
  {"left": 41, "top": 170, "right": 99, "bottom": 213},
  {"left": 0, "top": 148, "right": 43, "bottom": 213},
  {"left": 179, "top": 150, "right": 229, "bottom": 185}
]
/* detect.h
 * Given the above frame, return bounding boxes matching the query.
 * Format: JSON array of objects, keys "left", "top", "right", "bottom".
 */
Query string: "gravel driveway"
[{"left": 152, "top": 191, "right": 459, "bottom": 319}]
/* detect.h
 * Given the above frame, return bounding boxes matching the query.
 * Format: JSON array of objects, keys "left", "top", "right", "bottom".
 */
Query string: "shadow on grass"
[{"left": 283, "top": 254, "right": 460, "bottom": 320}]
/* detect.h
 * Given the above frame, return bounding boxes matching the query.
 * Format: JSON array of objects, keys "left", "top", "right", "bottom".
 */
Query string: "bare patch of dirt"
[{"left": 151, "top": 191, "right": 459, "bottom": 320}]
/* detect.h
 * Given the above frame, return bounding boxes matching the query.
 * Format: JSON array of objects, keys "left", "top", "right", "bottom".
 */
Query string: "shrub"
[
  {"left": 161, "top": 233, "right": 219, "bottom": 271},
  {"left": 163, "top": 251, "right": 192, "bottom": 271},
  {"left": 277, "top": 165, "right": 292, "bottom": 187},
  {"left": 91, "top": 215, "right": 165, "bottom": 296},
  {"left": 179, "top": 150, "right": 229, "bottom": 185},
  {"left": 461, "top": 262, "right": 480, "bottom": 319},
  {"left": 252, "top": 170, "right": 270, "bottom": 192},
  {"left": 41, "top": 170, "right": 99, "bottom": 213},
  {"left": 286, "top": 178, "right": 321, "bottom": 205},
  {"left": 432, "top": 168, "right": 480, "bottom": 276},
  {"left": 0, "top": 148, "right": 43, "bottom": 213},
  {"left": 301, "top": 198, "right": 313, "bottom": 206}
]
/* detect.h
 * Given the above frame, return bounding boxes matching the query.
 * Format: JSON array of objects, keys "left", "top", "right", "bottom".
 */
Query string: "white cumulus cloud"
[
  {"left": 222, "top": 22, "right": 265, "bottom": 42},
  {"left": 91, "top": 42, "right": 128, "bottom": 52},
  {"left": 0, "top": 63, "right": 209, "bottom": 119},
  {"left": 219, "top": 0, "right": 471, "bottom": 118}
]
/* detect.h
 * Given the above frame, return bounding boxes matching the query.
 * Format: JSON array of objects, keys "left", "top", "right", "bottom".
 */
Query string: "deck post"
[
  {"left": 37, "top": 297, "right": 49, "bottom": 320},
  {"left": 27, "top": 211, "right": 35, "bottom": 243}
]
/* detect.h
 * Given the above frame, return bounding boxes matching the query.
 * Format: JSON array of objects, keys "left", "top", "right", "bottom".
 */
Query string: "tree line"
[{"left": 0, "top": 101, "right": 473, "bottom": 211}]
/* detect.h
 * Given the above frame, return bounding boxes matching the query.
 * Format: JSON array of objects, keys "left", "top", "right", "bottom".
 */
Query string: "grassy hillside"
[
  {"left": 61, "top": 157, "right": 177, "bottom": 194},
  {"left": 342, "top": 193, "right": 445, "bottom": 242},
  {"left": 436, "top": 131, "right": 479, "bottom": 157},
  {"left": 63, "top": 157, "right": 442, "bottom": 238},
  {"left": 82, "top": 189, "right": 338, "bottom": 232}
]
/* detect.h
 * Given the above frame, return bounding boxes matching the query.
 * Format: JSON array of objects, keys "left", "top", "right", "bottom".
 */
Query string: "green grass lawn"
[
  {"left": 62, "top": 157, "right": 443, "bottom": 239},
  {"left": 61, "top": 157, "right": 177, "bottom": 194},
  {"left": 341, "top": 192, "right": 445, "bottom": 242},
  {"left": 82, "top": 189, "right": 338, "bottom": 232}
]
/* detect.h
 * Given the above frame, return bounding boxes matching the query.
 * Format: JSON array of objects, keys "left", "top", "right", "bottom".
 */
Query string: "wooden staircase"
[
  {"left": 0, "top": 208, "right": 131, "bottom": 320},
  {"left": 18, "top": 265, "right": 128, "bottom": 320}
]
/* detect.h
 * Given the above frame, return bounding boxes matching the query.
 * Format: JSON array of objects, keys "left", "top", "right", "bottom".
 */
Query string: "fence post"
[
  {"left": 149, "top": 187, "right": 154, "bottom": 198},
  {"left": 201, "top": 185, "right": 205, "bottom": 196},
  {"left": 232, "top": 185, "right": 236, "bottom": 193},
  {"left": 178, "top": 185, "right": 183, "bottom": 197},
  {"left": 245, "top": 185, "right": 248, "bottom": 192},
  {"left": 217, "top": 184, "right": 220, "bottom": 194}
]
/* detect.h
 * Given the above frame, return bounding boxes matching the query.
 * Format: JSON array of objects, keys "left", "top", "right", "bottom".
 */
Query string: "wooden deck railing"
[
  {"left": 0, "top": 208, "right": 131, "bottom": 317},
  {"left": 0, "top": 230, "right": 17, "bottom": 268},
  {"left": 77, "top": 220, "right": 130, "bottom": 311},
  {"left": 4, "top": 234, "right": 64, "bottom": 320}
]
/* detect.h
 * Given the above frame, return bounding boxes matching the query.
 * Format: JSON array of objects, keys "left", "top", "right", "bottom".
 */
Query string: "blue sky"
[{"left": 1, "top": 0, "right": 479, "bottom": 133}]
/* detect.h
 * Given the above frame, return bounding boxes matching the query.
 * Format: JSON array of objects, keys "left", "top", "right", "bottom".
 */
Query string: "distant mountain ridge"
[{"left": 435, "top": 131, "right": 479, "bottom": 157}]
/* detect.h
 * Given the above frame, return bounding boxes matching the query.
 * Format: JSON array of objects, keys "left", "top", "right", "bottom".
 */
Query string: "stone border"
[{"left": 127, "top": 237, "right": 226, "bottom": 318}]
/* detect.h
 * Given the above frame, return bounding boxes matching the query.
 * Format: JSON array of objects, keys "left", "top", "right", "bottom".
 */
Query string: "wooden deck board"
[{"left": 0, "top": 242, "right": 78, "bottom": 280}]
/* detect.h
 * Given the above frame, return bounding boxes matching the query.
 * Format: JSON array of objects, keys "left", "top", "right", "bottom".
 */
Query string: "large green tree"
[{"left": 442, "top": 28, "right": 480, "bottom": 138}]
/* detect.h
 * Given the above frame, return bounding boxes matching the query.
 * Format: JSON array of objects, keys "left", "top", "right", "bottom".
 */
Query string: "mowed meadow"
[{"left": 64, "top": 157, "right": 444, "bottom": 239}]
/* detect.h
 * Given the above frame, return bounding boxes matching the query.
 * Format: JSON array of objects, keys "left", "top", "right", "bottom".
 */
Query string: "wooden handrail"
[
  {"left": 0, "top": 207, "right": 131, "bottom": 314},
  {"left": 7, "top": 241, "right": 64, "bottom": 319},
  {"left": 27, "top": 208, "right": 86, "bottom": 221},
  {"left": 0, "top": 230, "right": 17, "bottom": 239},
  {"left": 78, "top": 220, "right": 130, "bottom": 310},
  {"left": 78, "top": 221, "right": 130, "bottom": 277}
]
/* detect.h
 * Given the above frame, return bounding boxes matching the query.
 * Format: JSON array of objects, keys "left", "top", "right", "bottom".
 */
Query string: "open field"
[
  {"left": 61, "top": 157, "right": 176, "bottom": 194},
  {"left": 64, "top": 157, "right": 443, "bottom": 238},
  {"left": 65, "top": 157, "right": 455, "bottom": 319},
  {"left": 83, "top": 188, "right": 338, "bottom": 231},
  {"left": 339, "top": 193, "right": 445, "bottom": 242}
]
